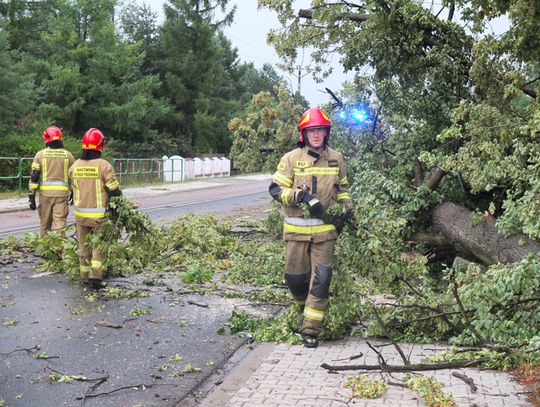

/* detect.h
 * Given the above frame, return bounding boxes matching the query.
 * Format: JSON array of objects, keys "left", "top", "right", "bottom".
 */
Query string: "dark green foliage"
[
  {"left": 156, "top": 0, "right": 245, "bottom": 153},
  {"left": 35, "top": 0, "right": 169, "bottom": 147},
  {"left": 0, "top": 0, "right": 290, "bottom": 157},
  {"left": 0, "top": 29, "right": 34, "bottom": 133}
]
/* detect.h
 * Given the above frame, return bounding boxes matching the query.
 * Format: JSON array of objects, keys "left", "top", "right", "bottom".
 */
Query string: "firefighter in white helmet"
[
  {"left": 269, "top": 107, "right": 352, "bottom": 348},
  {"left": 68, "top": 128, "right": 121, "bottom": 289},
  {"left": 29, "top": 126, "right": 75, "bottom": 236}
]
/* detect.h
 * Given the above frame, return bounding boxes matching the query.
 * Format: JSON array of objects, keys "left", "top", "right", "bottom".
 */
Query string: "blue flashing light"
[
  {"left": 339, "top": 111, "right": 347, "bottom": 119},
  {"left": 352, "top": 109, "right": 368, "bottom": 122}
]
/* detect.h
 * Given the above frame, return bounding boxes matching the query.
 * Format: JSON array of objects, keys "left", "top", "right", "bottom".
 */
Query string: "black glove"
[
  {"left": 297, "top": 191, "right": 324, "bottom": 218},
  {"left": 28, "top": 194, "right": 37, "bottom": 211},
  {"left": 333, "top": 208, "right": 355, "bottom": 233}
]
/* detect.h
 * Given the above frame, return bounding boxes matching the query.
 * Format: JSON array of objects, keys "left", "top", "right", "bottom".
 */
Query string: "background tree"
[
  {"left": 119, "top": 2, "right": 160, "bottom": 76},
  {"left": 237, "top": 63, "right": 284, "bottom": 101},
  {"left": 156, "top": 0, "right": 236, "bottom": 153},
  {"left": 0, "top": 0, "right": 61, "bottom": 55},
  {"left": 229, "top": 85, "right": 306, "bottom": 173},
  {"left": 0, "top": 28, "right": 34, "bottom": 132},
  {"left": 0, "top": 0, "right": 317, "bottom": 159},
  {"left": 33, "top": 0, "right": 169, "bottom": 151}
]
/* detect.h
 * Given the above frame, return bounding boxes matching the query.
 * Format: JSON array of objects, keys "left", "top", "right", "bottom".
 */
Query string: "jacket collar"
[{"left": 301, "top": 146, "right": 328, "bottom": 163}]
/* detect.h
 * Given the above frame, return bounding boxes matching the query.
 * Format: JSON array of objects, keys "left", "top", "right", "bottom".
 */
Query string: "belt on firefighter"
[
  {"left": 284, "top": 217, "right": 325, "bottom": 226},
  {"left": 74, "top": 206, "right": 108, "bottom": 218},
  {"left": 40, "top": 181, "right": 69, "bottom": 191},
  {"left": 283, "top": 217, "right": 336, "bottom": 234}
]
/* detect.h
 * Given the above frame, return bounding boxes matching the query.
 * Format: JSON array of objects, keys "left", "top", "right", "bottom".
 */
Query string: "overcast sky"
[{"left": 140, "top": 0, "right": 353, "bottom": 107}]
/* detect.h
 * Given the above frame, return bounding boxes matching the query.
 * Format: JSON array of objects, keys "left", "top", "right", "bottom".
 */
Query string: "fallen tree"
[{"left": 432, "top": 202, "right": 540, "bottom": 265}]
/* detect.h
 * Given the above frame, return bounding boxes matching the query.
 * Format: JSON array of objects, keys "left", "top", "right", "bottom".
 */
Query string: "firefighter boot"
[
  {"left": 302, "top": 332, "right": 319, "bottom": 348},
  {"left": 88, "top": 278, "right": 107, "bottom": 290}
]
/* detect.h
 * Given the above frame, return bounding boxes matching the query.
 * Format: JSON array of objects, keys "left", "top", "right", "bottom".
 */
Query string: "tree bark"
[
  {"left": 425, "top": 168, "right": 447, "bottom": 191},
  {"left": 408, "top": 232, "right": 449, "bottom": 247},
  {"left": 432, "top": 202, "right": 540, "bottom": 265}
]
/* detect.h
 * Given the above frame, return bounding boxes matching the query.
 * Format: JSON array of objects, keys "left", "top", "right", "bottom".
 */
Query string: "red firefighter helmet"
[
  {"left": 298, "top": 107, "right": 331, "bottom": 143},
  {"left": 82, "top": 128, "right": 106, "bottom": 151},
  {"left": 42, "top": 126, "right": 62, "bottom": 143}
]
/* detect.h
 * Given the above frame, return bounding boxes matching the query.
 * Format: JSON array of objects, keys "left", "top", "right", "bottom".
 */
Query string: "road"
[
  {"left": 0, "top": 178, "right": 277, "bottom": 407},
  {"left": 0, "top": 177, "right": 271, "bottom": 237}
]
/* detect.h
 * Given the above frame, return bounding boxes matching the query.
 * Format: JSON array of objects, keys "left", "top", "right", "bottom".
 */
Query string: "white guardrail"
[{"left": 162, "top": 156, "right": 231, "bottom": 182}]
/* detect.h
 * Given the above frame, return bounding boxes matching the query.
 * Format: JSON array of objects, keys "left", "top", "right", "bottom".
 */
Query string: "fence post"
[{"left": 18, "top": 157, "right": 23, "bottom": 194}]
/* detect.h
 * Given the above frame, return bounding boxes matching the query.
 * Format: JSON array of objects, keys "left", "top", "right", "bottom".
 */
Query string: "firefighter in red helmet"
[
  {"left": 68, "top": 128, "right": 121, "bottom": 289},
  {"left": 28, "top": 126, "right": 75, "bottom": 236},
  {"left": 269, "top": 107, "right": 352, "bottom": 348}
]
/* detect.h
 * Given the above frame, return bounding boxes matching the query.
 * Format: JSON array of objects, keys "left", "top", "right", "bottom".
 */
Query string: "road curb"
[
  {"left": 0, "top": 206, "right": 29, "bottom": 214},
  {"left": 180, "top": 341, "right": 277, "bottom": 407}
]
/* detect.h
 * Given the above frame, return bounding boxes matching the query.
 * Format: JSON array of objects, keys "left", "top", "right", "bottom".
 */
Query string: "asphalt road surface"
[
  {"left": 0, "top": 179, "right": 277, "bottom": 407},
  {"left": 0, "top": 178, "right": 270, "bottom": 238}
]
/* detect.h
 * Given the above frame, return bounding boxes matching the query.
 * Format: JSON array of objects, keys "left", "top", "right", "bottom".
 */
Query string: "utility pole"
[{"left": 297, "top": 65, "right": 302, "bottom": 94}]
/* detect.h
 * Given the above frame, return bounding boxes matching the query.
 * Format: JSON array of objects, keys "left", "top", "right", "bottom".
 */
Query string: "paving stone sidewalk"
[{"left": 207, "top": 337, "right": 532, "bottom": 407}]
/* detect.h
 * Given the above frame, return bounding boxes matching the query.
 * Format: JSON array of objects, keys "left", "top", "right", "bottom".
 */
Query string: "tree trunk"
[{"left": 432, "top": 202, "right": 540, "bottom": 265}]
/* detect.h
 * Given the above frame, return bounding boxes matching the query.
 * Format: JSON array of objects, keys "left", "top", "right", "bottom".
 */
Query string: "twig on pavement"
[
  {"left": 332, "top": 353, "right": 363, "bottom": 362},
  {"left": 75, "top": 382, "right": 177, "bottom": 400},
  {"left": 187, "top": 300, "right": 209, "bottom": 308},
  {"left": 79, "top": 373, "right": 110, "bottom": 406},
  {"left": 0, "top": 344, "right": 40, "bottom": 356},
  {"left": 371, "top": 307, "right": 411, "bottom": 366},
  {"left": 452, "top": 372, "right": 477, "bottom": 393},
  {"left": 366, "top": 341, "right": 387, "bottom": 366}
]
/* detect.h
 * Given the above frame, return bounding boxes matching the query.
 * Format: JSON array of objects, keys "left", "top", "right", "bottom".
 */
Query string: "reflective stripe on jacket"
[
  {"left": 69, "top": 158, "right": 120, "bottom": 224},
  {"left": 29, "top": 148, "right": 75, "bottom": 197}
]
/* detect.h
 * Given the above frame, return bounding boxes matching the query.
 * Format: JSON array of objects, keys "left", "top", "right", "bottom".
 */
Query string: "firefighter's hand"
[
  {"left": 342, "top": 208, "right": 354, "bottom": 222},
  {"left": 298, "top": 191, "right": 324, "bottom": 218},
  {"left": 333, "top": 208, "right": 355, "bottom": 233},
  {"left": 28, "top": 194, "right": 37, "bottom": 211}
]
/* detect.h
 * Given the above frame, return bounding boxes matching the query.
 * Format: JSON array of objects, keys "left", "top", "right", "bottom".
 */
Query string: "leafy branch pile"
[
  {"left": 405, "top": 375, "right": 457, "bottom": 407},
  {"left": 343, "top": 375, "right": 387, "bottom": 399},
  {"left": 22, "top": 197, "right": 166, "bottom": 279},
  {"left": 427, "top": 347, "right": 539, "bottom": 371}
]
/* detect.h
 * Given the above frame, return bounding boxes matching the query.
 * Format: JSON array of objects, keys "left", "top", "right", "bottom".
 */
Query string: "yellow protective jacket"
[
  {"left": 68, "top": 158, "right": 120, "bottom": 227},
  {"left": 269, "top": 146, "right": 351, "bottom": 242},
  {"left": 29, "top": 148, "right": 75, "bottom": 198}
]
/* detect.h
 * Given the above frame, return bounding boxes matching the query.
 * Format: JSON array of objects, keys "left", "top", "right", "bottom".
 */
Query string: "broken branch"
[
  {"left": 452, "top": 371, "right": 477, "bottom": 393},
  {"left": 321, "top": 358, "right": 486, "bottom": 372},
  {"left": 298, "top": 8, "right": 369, "bottom": 22}
]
